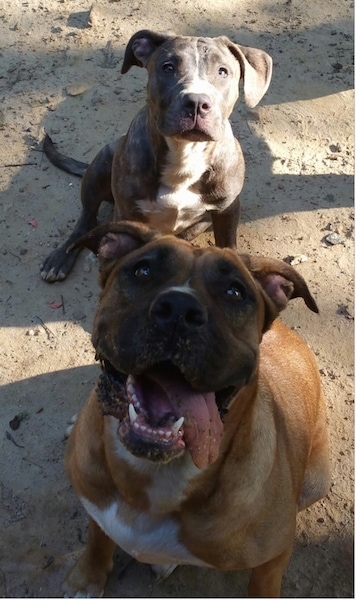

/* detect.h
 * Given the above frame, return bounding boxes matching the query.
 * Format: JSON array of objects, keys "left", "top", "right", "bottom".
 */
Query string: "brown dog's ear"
[
  {"left": 68, "top": 221, "right": 158, "bottom": 256},
  {"left": 121, "top": 30, "right": 171, "bottom": 74},
  {"left": 240, "top": 254, "right": 318, "bottom": 331},
  {"left": 68, "top": 221, "right": 161, "bottom": 286},
  {"left": 223, "top": 39, "right": 272, "bottom": 108}
]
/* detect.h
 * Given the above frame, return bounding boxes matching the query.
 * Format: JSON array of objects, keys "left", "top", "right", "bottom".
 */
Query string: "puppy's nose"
[
  {"left": 150, "top": 291, "right": 207, "bottom": 330},
  {"left": 182, "top": 93, "right": 212, "bottom": 117}
]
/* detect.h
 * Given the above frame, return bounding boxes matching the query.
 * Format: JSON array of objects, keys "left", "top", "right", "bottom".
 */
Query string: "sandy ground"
[{"left": 0, "top": 0, "right": 354, "bottom": 597}]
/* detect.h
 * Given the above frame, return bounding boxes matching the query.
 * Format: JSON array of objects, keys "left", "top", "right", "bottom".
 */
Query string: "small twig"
[
  {"left": 1, "top": 162, "right": 37, "bottom": 168},
  {"left": 42, "top": 556, "right": 54, "bottom": 570},
  {"left": 22, "top": 457, "right": 44, "bottom": 472},
  {"left": 35, "top": 315, "right": 54, "bottom": 339},
  {"left": 60, "top": 294, "right": 66, "bottom": 315},
  {"left": 9, "top": 251, "right": 21, "bottom": 261},
  {"left": 5, "top": 431, "right": 24, "bottom": 448},
  {"left": 83, "top": 145, "right": 95, "bottom": 157}
]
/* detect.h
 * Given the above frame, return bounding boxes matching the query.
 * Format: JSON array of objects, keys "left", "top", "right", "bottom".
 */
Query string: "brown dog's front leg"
[
  {"left": 248, "top": 545, "right": 293, "bottom": 598},
  {"left": 63, "top": 517, "right": 116, "bottom": 598}
]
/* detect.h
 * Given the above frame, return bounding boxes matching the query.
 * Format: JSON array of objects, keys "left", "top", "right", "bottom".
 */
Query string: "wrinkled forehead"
[
  {"left": 155, "top": 36, "right": 240, "bottom": 73},
  {"left": 196, "top": 247, "right": 255, "bottom": 285},
  {"left": 125, "top": 238, "right": 256, "bottom": 288}
]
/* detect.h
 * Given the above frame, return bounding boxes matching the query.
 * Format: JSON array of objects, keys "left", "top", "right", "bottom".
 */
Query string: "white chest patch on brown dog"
[{"left": 80, "top": 496, "right": 209, "bottom": 567}]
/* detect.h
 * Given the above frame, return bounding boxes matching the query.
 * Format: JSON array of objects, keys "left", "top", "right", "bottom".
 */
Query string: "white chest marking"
[
  {"left": 136, "top": 187, "right": 209, "bottom": 234},
  {"left": 136, "top": 138, "right": 217, "bottom": 233},
  {"left": 81, "top": 497, "right": 208, "bottom": 567}
]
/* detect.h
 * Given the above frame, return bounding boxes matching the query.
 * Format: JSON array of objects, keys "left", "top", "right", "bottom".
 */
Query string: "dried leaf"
[{"left": 49, "top": 300, "right": 63, "bottom": 309}]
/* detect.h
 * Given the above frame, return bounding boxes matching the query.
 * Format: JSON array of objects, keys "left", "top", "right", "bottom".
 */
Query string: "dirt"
[{"left": 0, "top": 0, "right": 354, "bottom": 597}]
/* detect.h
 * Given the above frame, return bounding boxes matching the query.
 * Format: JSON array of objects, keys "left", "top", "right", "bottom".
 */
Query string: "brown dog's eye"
[
  {"left": 162, "top": 62, "right": 175, "bottom": 74},
  {"left": 134, "top": 262, "right": 150, "bottom": 279},
  {"left": 226, "top": 284, "right": 244, "bottom": 299},
  {"left": 218, "top": 67, "right": 228, "bottom": 77}
]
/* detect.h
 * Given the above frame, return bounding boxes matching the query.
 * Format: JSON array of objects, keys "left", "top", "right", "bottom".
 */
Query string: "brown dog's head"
[
  {"left": 121, "top": 30, "right": 272, "bottom": 141},
  {"left": 77, "top": 222, "right": 317, "bottom": 469}
]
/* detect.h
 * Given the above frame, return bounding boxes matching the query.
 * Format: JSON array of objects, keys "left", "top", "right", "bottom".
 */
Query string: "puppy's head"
[
  {"left": 76, "top": 222, "right": 317, "bottom": 469},
  {"left": 121, "top": 30, "right": 273, "bottom": 141}
]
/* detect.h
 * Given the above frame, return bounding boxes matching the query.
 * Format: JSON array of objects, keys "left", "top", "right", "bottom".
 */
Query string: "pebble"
[
  {"left": 286, "top": 254, "right": 308, "bottom": 266},
  {"left": 66, "top": 83, "right": 89, "bottom": 97},
  {"left": 325, "top": 232, "right": 345, "bottom": 245},
  {"left": 87, "top": 3, "right": 101, "bottom": 28},
  {"left": 26, "top": 328, "right": 40, "bottom": 336}
]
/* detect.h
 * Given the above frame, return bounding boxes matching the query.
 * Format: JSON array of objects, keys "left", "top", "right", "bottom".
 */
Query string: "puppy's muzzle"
[{"left": 182, "top": 93, "right": 212, "bottom": 119}]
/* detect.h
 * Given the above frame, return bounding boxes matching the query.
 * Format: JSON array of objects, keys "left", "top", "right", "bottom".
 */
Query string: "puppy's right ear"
[
  {"left": 121, "top": 30, "right": 171, "bottom": 73},
  {"left": 69, "top": 221, "right": 160, "bottom": 286}
]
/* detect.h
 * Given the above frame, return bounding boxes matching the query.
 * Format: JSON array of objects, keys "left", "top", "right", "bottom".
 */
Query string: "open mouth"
[{"left": 96, "top": 359, "right": 231, "bottom": 469}]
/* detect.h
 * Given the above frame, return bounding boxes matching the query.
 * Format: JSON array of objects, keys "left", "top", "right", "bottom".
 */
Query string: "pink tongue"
[{"left": 147, "top": 368, "right": 224, "bottom": 469}]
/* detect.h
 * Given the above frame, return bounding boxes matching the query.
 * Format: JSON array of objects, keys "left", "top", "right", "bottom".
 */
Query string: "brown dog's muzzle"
[
  {"left": 95, "top": 289, "right": 243, "bottom": 469},
  {"left": 149, "top": 289, "right": 208, "bottom": 331}
]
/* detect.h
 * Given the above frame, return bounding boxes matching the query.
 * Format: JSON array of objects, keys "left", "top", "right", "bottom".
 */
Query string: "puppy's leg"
[
  {"left": 63, "top": 517, "right": 116, "bottom": 598},
  {"left": 248, "top": 545, "right": 293, "bottom": 598},
  {"left": 211, "top": 197, "right": 240, "bottom": 248},
  {"left": 41, "top": 144, "right": 115, "bottom": 283}
]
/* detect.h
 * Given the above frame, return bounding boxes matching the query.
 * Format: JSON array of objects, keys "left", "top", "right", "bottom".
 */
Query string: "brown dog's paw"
[
  {"left": 150, "top": 563, "right": 178, "bottom": 582},
  {"left": 63, "top": 583, "right": 104, "bottom": 598},
  {"left": 65, "top": 414, "right": 77, "bottom": 439},
  {"left": 62, "top": 561, "right": 107, "bottom": 598}
]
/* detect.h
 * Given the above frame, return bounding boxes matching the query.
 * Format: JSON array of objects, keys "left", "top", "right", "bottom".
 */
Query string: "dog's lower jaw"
[{"left": 118, "top": 417, "right": 186, "bottom": 464}]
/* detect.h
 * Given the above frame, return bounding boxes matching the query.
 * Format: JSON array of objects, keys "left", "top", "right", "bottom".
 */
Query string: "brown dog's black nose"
[
  {"left": 182, "top": 93, "right": 212, "bottom": 117},
  {"left": 150, "top": 291, "right": 207, "bottom": 330}
]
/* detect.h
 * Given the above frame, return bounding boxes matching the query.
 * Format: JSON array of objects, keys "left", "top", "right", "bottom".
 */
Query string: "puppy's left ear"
[
  {"left": 240, "top": 254, "right": 318, "bottom": 332},
  {"left": 121, "top": 30, "right": 171, "bottom": 73},
  {"left": 224, "top": 40, "right": 273, "bottom": 108}
]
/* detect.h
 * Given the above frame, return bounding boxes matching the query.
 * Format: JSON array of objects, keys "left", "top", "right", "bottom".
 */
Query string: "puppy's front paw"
[{"left": 41, "top": 246, "right": 79, "bottom": 283}]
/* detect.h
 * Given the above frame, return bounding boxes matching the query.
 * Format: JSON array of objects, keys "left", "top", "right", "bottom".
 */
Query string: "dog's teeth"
[
  {"left": 127, "top": 378, "right": 135, "bottom": 396},
  {"left": 129, "top": 403, "right": 138, "bottom": 423},
  {"left": 172, "top": 416, "right": 184, "bottom": 434},
  {"left": 127, "top": 376, "right": 141, "bottom": 407}
]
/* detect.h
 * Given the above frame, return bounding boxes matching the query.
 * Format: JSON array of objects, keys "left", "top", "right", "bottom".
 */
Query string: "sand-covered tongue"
[{"left": 147, "top": 367, "right": 224, "bottom": 468}]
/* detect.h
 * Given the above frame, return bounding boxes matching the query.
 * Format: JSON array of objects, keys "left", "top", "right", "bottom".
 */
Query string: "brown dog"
[
  {"left": 41, "top": 30, "right": 272, "bottom": 282},
  {"left": 63, "top": 222, "right": 330, "bottom": 597}
]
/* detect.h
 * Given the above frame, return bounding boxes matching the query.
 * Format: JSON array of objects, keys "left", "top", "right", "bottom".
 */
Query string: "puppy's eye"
[
  {"left": 134, "top": 261, "right": 150, "bottom": 279},
  {"left": 218, "top": 66, "right": 228, "bottom": 77},
  {"left": 226, "top": 283, "right": 245, "bottom": 300},
  {"left": 162, "top": 62, "right": 175, "bottom": 74}
]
